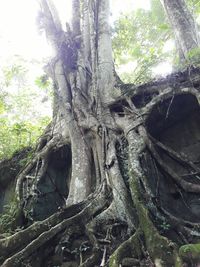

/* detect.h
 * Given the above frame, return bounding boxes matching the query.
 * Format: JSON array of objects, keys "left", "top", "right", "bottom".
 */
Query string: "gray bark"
[{"left": 161, "top": 0, "right": 200, "bottom": 62}]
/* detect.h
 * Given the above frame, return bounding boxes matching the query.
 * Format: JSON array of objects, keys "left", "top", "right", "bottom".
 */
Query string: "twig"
[
  {"left": 100, "top": 246, "right": 107, "bottom": 267},
  {"left": 165, "top": 94, "right": 175, "bottom": 119}
]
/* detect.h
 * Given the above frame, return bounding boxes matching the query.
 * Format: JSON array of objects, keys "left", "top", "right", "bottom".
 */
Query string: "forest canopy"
[{"left": 0, "top": 0, "right": 200, "bottom": 159}]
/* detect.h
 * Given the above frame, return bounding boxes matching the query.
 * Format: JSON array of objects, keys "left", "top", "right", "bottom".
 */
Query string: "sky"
[
  {"left": 0, "top": 0, "right": 151, "bottom": 63},
  {"left": 0, "top": 0, "right": 172, "bottom": 94},
  {"left": 0, "top": 0, "right": 51, "bottom": 62},
  {"left": 0, "top": 0, "right": 174, "bottom": 122}
]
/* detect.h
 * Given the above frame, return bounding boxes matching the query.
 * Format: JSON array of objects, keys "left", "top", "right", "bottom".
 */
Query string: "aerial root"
[
  {"left": 109, "top": 230, "right": 142, "bottom": 267},
  {"left": 150, "top": 134, "right": 200, "bottom": 178},
  {"left": 138, "top": 126, "right": 200, "bottom": 193},
  {"left": 16, "top": 134, "right": 65, "bottom": 201}
]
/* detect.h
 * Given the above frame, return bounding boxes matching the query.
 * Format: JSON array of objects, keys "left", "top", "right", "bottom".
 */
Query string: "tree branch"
[
  {"left": 1, "top": 184, "right": 112, "bottom": 266},
  {"left": 39, "top": 0, "right": 63, "bottom": 49},
  {"left": 72, "top": 0, "right": 81, "bottom": 38}
]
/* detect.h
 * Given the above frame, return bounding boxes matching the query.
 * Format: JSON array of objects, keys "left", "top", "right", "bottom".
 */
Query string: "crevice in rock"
[
  {"left": 24, "top": 144, "right": 71, "bottom": 222},
  {"left": 143, "top": 93, "right": 200, "bottom": 223}
]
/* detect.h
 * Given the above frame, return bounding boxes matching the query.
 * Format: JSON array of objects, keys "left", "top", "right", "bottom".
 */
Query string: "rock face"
[
  {"left": 0, "top": 145, "right": 71, "bottom": 223},
  {"left": 24, "top": 145, "right": 71, "bottom": 221},
  {"left": 0, "top": 148, "right": 31, "bottom": 213},
  {"left": 143, "top": 93, "right": 200, "bottom": 222}
]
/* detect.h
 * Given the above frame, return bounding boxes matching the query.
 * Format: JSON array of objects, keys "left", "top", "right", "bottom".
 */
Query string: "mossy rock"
[
  {"left": 129, "top": 171, "right": 182, "bottom": 267},
  {"left": 179, "top": 243, "right": 200, "bottom": 261}
]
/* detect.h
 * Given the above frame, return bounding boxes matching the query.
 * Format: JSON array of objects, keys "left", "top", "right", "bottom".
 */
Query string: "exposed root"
[
  {"left": 0, "top": 199, "right": 88, "bottom": 259},
  {"left": 0, "top": 183, "right": 112, "bottom": 266},
  {"left": 150, "top": 135, "right": 200, "bottom": 178},
  {"left": 139, "top": 126, "right": 200, "bottom": 193},
  {"left": 16, "top": 134, "right": 66, "bottom": 201},
  {"left": 109, "top": 230, "right": 142, "bottom": 267}
]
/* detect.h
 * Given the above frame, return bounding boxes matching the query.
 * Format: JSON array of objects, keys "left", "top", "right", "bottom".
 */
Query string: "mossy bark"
[
  {"left": 109, "top": 231, "right": 142, "bottom": 266},
  {"left": 179, "top": 243, "right": 200, "bottom": 261},
  {"left": 129, "top": 170, "right": 182, "bottom": 267}
]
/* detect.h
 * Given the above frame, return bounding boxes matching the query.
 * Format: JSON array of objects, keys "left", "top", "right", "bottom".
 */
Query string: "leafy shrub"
[{"left": 0, "top": 197, "right": 21, "bottom": 234}]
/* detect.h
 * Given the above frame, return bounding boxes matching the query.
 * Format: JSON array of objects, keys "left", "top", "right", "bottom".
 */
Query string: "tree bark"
[{"left": 161, "top": 0, "right": 200, "bottom": 62}]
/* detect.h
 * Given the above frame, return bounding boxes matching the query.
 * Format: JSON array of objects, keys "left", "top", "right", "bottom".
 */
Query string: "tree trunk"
[
  {"left": 161, "top": 0, "right": 200, "bottom": 62},
  {"left": 1, "top": 0, "right": 200, "bottom": 266}
]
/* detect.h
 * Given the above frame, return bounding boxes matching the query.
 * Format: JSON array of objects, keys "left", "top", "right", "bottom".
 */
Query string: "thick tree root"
[
  {"left": 0, "top": 183, "right": 112, "bottom": 267},
  {"left": 0, "top": 200, "right": 86, "bottom": 258},
  {"left": 109, "top": 230, "right": 142, "bottom": 267}
]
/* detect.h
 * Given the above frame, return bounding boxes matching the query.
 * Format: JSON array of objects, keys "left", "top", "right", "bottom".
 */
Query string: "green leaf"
[
  {"left": 35, "top": 75, "right": 51, "bottom": 89},
  {"left": 159, "top": 23, "right": 170, "bottom": 31}
]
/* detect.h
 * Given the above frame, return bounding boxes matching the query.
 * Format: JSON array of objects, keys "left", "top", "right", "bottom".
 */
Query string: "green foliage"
[
  {"left": 186, "top": 47, "right": 200, "bottom": 65},
  {"left": 0, "top": 117, "right": 50, "bottom": 159},
  {"left": 174, "top": 46, "right": 200, "bottom": 69},
  {"left": 112, "top": 0, "right": 200, "bottom": 83},
  {"left": 179, "top": 243, "right": 200, "bottom": 261},
  {"left": 160, "top": 221, "right": 170, "bottom": 232},
  {"left": 35, "top": 74, "right": 51, "bottom": 90},
  {"left": 0, "top": 97, "right": 6, "bottom": 114},
  {"left": 112, "top": 0, "right": 174, "bottom": 83},
  {"left": 0, "top": 57, "right": 52, "bottom": 159},
  {"left": 0, "top": 197, "right": 20, "bottom": 234},
  {"left": 2, "top": 63, "right": 27, "bottom": 87},
  {"left": 187, "top": 0, "right": 200, "bottom": 17}
]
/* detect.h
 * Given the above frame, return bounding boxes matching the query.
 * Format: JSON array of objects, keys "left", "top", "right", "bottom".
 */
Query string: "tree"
[
  {"left": 161, "top": 0, "right": 200, "bottom": 62},
  {"left": 1, "top": 0, "right": 200, "bottom": 266},
  {"left": 112, "top": 0, "right": 173, "bottom": 83},
  {"left": 0, "top": 57, "right": 51, "bottom": 159}
]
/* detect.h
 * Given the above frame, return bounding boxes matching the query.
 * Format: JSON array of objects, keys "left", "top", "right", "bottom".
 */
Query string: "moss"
[
  {"left": 109, "top": 230, "right": 142, "bottom": 267},
  {"left": 0, "top": 147, "right": 32, "bottom": 188},
  {"left": 129, "top": 170, "right": 182, "bottom": 266},
  {"left": 179, "top": 243, "right": 200, "bottom": 261},
  {"left": 0, "top": 197, "right": 22, "bottom": 234},
  {"left": 175, "top": 255, "right": 183, "bottom": 267}
]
